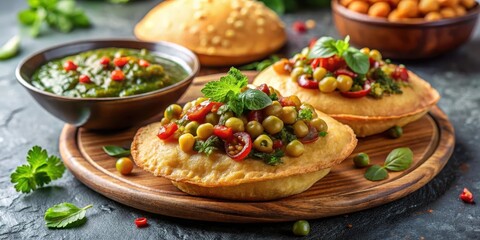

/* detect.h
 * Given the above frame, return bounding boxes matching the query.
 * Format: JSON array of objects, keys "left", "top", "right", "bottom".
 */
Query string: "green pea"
[
  {"left": 205, "top": 112, "right": 220, "bottom": 125},
  {"left": 225, "top": 117, "right": 245, "bottom": 132},
  {"left": 353, "top": 153, "right": 370, "bottom": 168},
  {"left": 292, "top": 220, "right": 310, "bottom": 236},
  {"left": 184, "top": 121, "right": 199, "bottom": 135},
  {"left": 290, "top": 67, "right": 304, "bottom": 82},
  {"left": 387, "top": 126, "right": 403, "bottom": 139}
]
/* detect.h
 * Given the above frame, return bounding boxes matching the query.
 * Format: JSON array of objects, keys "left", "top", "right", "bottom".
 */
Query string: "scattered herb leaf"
[
  {"left": 384, "top": 147, "right": 413, "bottom": 171},
  {"left": 11, "top": 146, "right": 66, "bottom": 193},
  {"left": 44, "top": 203, "right": 92, "bottom": 229},
  {"left": 298, "top": 108, "right": 313, "bottom": 121},
  {"left": 318, "top": 131, "right": 327, "bottom": 137},
  {"left": 0, "top": 36, "right": 21, "bottom": 60},
  {"left": 364, "top": 165, "right": 388, "bottom": 181},
  {"left": 194, "top": 136, "right": 222, "bottom": 156},
  {"left": 240, "top": 55, "right": 280, "bottom": 71},
  {"left": 250, "top": 149, "right": 285, "bottom": 166},
  {"left": 102, "top": 145, "right": 131, "bottom": 157}
]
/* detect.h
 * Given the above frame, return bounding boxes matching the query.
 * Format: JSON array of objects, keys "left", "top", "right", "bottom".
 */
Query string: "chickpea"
[
  {"left": 286, "top": 95, "right": 302, "bottom": 109},
  {"left": 290, "top": 67, "right": 304, "bottom": 82},
  {"left": 390, "top": 0, "right": 401, "bottom": 7},
  {"left": 461, "top": 0, "right": 476, "bottom": 8},
  {"left": 397, "top": 0, "right": 419, "bottom": 17},
  {"left": 280, "top": 106, "right": 298, "bottom": 124},
  {"left": 253, "top": 134, "right": 274, "bottom": 153},
  {"left": 360, "top": 47, "right": 370, "bottom": 55},
  {"left": 272, "top": 59, "right": 290, "bottom": 75},
  {"left": 440, "top": 7, "right": 456, "bottom": 18},
  {"left": 293, "top": 120, "right": 309, "bottom": 138},
  {"left": 310, "top": 118, "right": 328, "bottom": 133},
  {"left": 264, "top": 101, "right": 283, "bottom": 117},
  {"left": 164, "top": 104, "right": 182, "bottom": 120},
  {"left": 336, "top": 75, "right": 354, "bottom": 92},
  {"left": 286, "top": 140, "right": 305, "bottom": 157},
  {"left": 182, "top": 101, "right": 194, "bottom": 114},
  {"left": 369, "top": 49, "right": 382, "bottom": 62},
  {"left": 179, "top": 133, "right": 195, "bottom": 152},
  {"left": 340, "top": 0, "right": 354, "bottom": 7},
  {"left": 184, "top": 121, "right": 199, "bottom": 135},
  {"left": 160, "top": 117, "right": 170, "bottom": 125},
  {"left": 225, "top": 117, "right": 245, "bottom": 132},
  {"left": 368, "top": 2, "right": 391, "bottom": 17},
  {"left": 455, "top": 6, "right": 467, "bottom": 16},
  {"left": 425, "top": 11, "right": 443, "bottom": 21},
  {"left": 419, "top": 0, "right": 440, "bottom": 14},
  {"left": 262, "top": 116, "right": 284, "bottom": 135},
  {"left": 195, "top": 97, "right": 209, "bottom": 105},
  {"left": 246, "top": 121, "right": 264, "bottom": 138},
  {"left": 388, "top": 9, "right": 404, "bottom": 21},
  {"left": 313, "top": 67, "right": 327, "bottom": 81},
  {"left": 319, "top": 77, "right": 338, "bottom": 93},
  {"left": 348, "top": 1, "right": 370, "bottom": 14},
  {"left": 205, "top": 112, "right": 220, "bottom": 125},
  {"left": 439, "top": 0, "right": 459, "bottom": 8},
  {"left": 196, "top": 123, "right": 214, "bottom": 140}
]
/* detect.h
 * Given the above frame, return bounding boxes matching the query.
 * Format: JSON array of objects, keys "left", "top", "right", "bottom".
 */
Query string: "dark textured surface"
[{"left": 0, "top": 0, "right": 479, "bottom": 239}]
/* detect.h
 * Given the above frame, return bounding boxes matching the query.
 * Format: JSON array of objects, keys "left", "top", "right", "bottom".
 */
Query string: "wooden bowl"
[
  {"left": 332, "top": 0, "right": 480, "bottom": 59},
  {"left": 16, "top": 40, "right": 199, "bottom": 130}
]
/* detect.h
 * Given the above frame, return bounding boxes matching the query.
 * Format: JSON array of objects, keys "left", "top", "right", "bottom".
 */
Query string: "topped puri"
[
  {"left": 134, "top": 0, "right": 286, "bottom": 66},
  {"left": 132, "top": 68, "right": 357, "bottom": 201},
  {"left": 253, "top": 36, "right": 440, "bottom": 137}
]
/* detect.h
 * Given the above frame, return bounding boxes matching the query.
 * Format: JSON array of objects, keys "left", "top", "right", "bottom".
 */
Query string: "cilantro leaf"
[
  {"left": 11, "top": 146, "right": 66, "bottom": 193},
  {"left": 250, "top": 149, "right": 285, "bottom": 166},
  {"left": 239, "top": 89, "right": 273, "bottom": 111},
  {"left": 44, "top": 203, "right": 93, "bottom": 229},
  {"left": 201, "top": 67, "right": 248, "bottom": 102},
  {"left": 194, "top": 136, "right": 222, "bottom": 156}
]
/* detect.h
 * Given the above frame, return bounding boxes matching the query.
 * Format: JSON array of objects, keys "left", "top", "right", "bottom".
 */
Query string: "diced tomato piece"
[
  {"left": 272, "top": 59, "right": 291, "bottom": 75},
  {"left": 257, "top": 84, "right": 270, "bottom": 95},
  {"left": 139, "top": 59, "right": 150, "bottom": 67},
  {"left": 113, "top": 57, "right": 129, "bottom": 68},
  {"left": 292, "top": 21, "right": 307, "bottom": 33},
  {"left": 134, "top": 217, "right": 148, "bottom": 228},
  {"left": 318, "top": 56, "right": 345, "bottom": 72},
  {"left": 157, "top": 122, "right": 178, "bottom": 140},
  {"left": 186, "top": 101, "right": 221, "bottom": 122},
  {"left": 79, "top": 75, "right": 91, "bottom": 84},
  {"left": 460, "top": 188, "right": 474, "bottom": 204},
  {"left": 310, "top": 58, "right": 321, "bottom": 69},
  {"left": 369, "top": 57, "right": 379, "bottom": 68},
  {"left": 248, "top": 110, "right": 264, "bottom": 123},
  {"left": 273, "top": 139, "right": 283, "bottom": 149},
  {"left": 225, "top": 132, "right": 252, "bottom": 161},
  {"left": 111, "top": 70, "right": 125, "bottom": 81},
  {"left": 99, "top": 56, "right": 110, "bottom": 66},
  {"left": 213, "top": 125, "right": 233, "bottom": 140},
  {"left": 334, "top": 69, "right": 358, "bottom": 78},
  {"left": 63, "top": 60, "right": 77, "bottom": 71},
  {"left": 341, "top": 82, "right": 372, "bottom": 98},
  {"left": 391, "top": 66, "right": 409, "bottom": 82},
  {"left": 297, "top": 75, "right": 319, "bottom": 89}
]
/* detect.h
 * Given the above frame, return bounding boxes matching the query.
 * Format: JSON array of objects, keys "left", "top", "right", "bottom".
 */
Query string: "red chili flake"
[
  {"left": 79, "top": 75, "right": 91, "bottom": 84},
  {"left": 63, "top": 60, "right": 77, "bottom": 71},
  {"left": 292, "top": 21, "right": 307, "bottom": 34},
  {"left": 460, "top": 188, "right": 474, "bottom": 204},
  {"left": 134, "top": 217, "right": 148, "bottom": 228}
]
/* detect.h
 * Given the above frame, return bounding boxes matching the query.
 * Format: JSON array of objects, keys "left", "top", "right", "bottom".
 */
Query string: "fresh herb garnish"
[
  {"left": 277, "top": 127, "right": 297, "bottom": 143},
  {"left": 194, "top": 136, "right": 222, "bottom": 156},
  {"left": 363, "top": 147, "right": 413, "bottom": 181},
  {"left": 0, "top": 36, "right": 20, "bottom": 60},
  {"left": 250, "top": 149, "right": 285, "bottom": 166},
  {"left": 18, "top": 0, "right": 91, "bottom": 37},
  {"left": 240, "top": 55, "right": 280, "bottom": 71},
  {"left": 102, "top": 145, "right": 131, "bottom": 157},
  {"left": 44, "top": 203, "right": 93, "bottom": 229},
  {"left": 298, "top": 108, "right": 313, "bottom": 121},
  {"left": 308, "top": 36, "right": 369, "bottom": 74},
  {"left": 364, "top": 164, "right": 388, "bottom": 181},
  {"left": 318, "top": 131, "right": 327, "bottom": 137},
  {"left": 201, "top": 68, "right": 272, "bottom": 116},
  {"left": 11, "top": 146, "right": 66, "bottom": 193},
  {"left": 371, "top": 68, "right": 402, "bottom": 95}
]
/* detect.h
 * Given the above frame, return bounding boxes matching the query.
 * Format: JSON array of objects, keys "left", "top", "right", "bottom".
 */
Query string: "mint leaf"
[
  {"left": 239, "top": 89, "right": 272, "bottom": 111},
  {"left": 201, "top": 68, "right": 248, "bottom": 102},
  {"left": 308, "top": 36, "right": 336, "bottom": 59},
  {"left": 44, "top": 203, "right": 93, "bottom": 229},
  {"left": 343, "top": 48, "right": 369, "bottom": 74},
  {"left": 364, "top": 165, "right": 388, "bottom": 181},
  {"left": 384, "top": 147, "right": 413, "bottom": 171},
  {"left": 102, "top": 145, "right": 130, "bottom": 157}
]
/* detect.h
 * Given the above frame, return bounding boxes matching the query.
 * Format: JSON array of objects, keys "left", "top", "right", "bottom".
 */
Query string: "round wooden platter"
[{"left": 59, "top": 72, "right": 455, "bottom": 223}]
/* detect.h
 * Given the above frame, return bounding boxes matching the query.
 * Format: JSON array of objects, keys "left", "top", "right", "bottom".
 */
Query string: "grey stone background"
[{"left": 0, "top": 0, "right": 479, "bottom": 239}]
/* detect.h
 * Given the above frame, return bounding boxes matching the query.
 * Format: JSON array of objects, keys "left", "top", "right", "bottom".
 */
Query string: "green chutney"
[{"left": 32, "top": 48, "right": 188, "bottom": 98}]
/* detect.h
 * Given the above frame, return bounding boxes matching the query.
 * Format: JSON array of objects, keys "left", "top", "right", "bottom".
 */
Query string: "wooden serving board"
[{"left": 59, "top": 72, "right": 455, "bottom": 223}]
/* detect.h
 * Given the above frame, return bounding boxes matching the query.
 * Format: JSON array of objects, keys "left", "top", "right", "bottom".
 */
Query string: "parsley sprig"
[
  {"left": 10, "top": 146, "right": 66, "bottom": 193},
  {"left": 201, "top": 68, "right": 272, "bottom": 116},
  {"left": 250, "top": 149, "right": 285, "bottom": 166},
  {"left": 308, "top": 36, "right": 370, "bottom": 74},
  {"left": 193, "top": 136, "right": 222, "bottom": 156}
]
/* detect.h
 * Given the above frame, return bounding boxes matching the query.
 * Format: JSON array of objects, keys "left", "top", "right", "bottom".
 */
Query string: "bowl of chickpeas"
[{"left": 332, "top": 0, "right": 479, "bottom": 59}]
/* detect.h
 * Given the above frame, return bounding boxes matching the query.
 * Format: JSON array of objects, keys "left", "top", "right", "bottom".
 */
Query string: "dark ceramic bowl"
[
  {"left": 332, "top": 0, "right": 480, "bottom": 59},
  {"left": 16, "top": 40, "right": 199, "bottom": 130}
]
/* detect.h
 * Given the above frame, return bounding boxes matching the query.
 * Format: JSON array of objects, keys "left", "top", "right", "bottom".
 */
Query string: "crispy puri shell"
[
  {"left": 131, "top": 111, "right": 357, "bottom": 188},
  {"left": 172, "top": 169, "right": 330, "bottom": 201},
  {"left": 253, "top": 67, "right": 440, "bottom": 137},
  {"left": 134, "top": 0, "right": 286, "bottom": 66}
]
